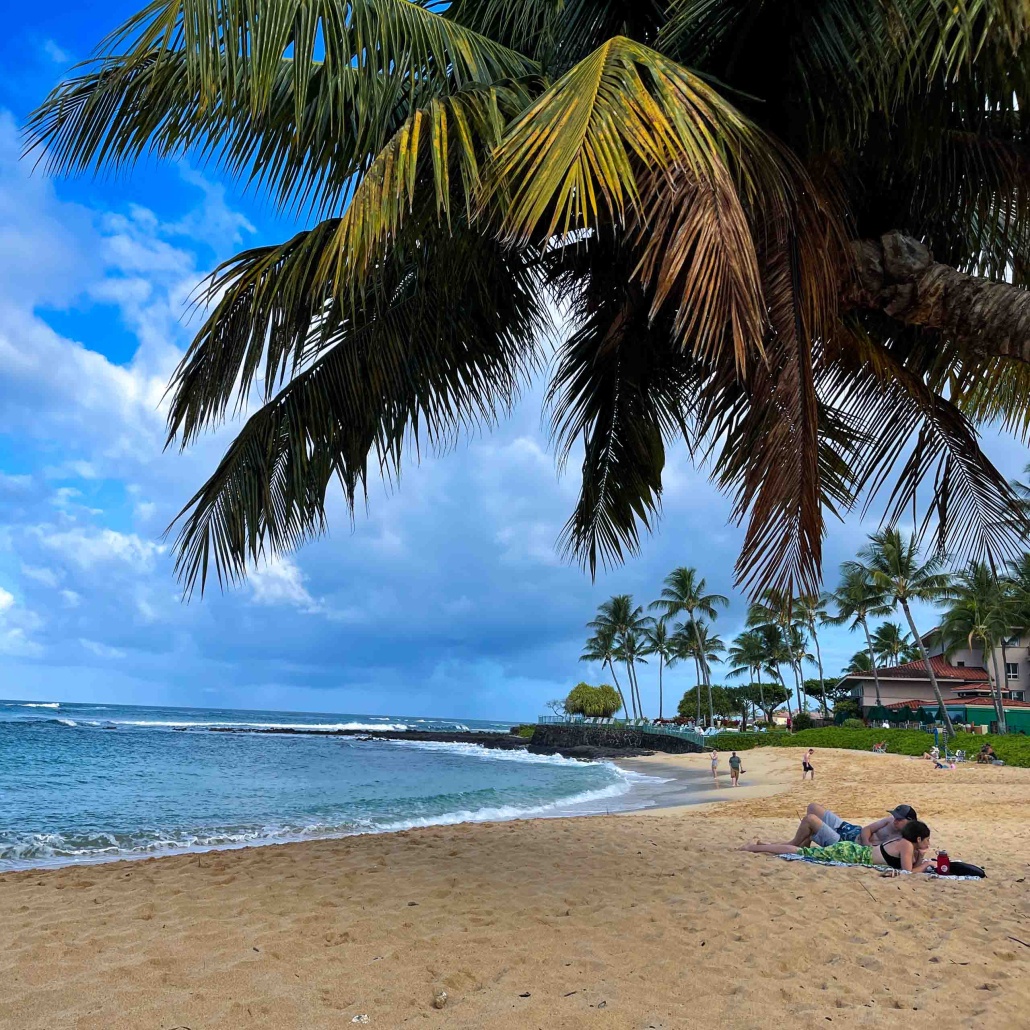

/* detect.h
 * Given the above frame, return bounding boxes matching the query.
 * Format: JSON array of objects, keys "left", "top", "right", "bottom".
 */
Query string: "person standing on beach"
[
  {"left": 710, "top": 750, "right": 719, "bottom": 782},
  {"left": 801, "top": 749, "right": 815, "bottom": 780},
  {"left": 729, "top": 751, "right": 743, "bottom": 786}
]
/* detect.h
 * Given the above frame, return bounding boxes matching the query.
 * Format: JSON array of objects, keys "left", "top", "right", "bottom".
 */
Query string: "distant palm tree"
[
  {"left": 615, "top": 629, "right": 649, "bottom": 720},
  {"left": 846, "top": 650, "right": 874, "bottom": 674},
  {"left": 871, "top": 622, "right": 918, "bottom": 667},
  {"left": 675, "top": 620, "right": 724, "bottom": 727},
  {"left": 786, "top": 623, "right": 814, "bottom": 714},
  {"left": 825, "top": 565, "right": 892, "bottom": 707},
  {"left": 727, "top": 629, "right": 770, "bottom": 722},
  {"left": 747, "top": 591, "right": 806, "bottom": 716},
  {"left": 943, "top": 562, "right": 1012, "bottom": 733},
  {"left": 580, "top": 628, "right": 629, "bottom": 719},
  {"left": 593, "top": 597, "right": 646, "bottom": 716},
  {"left": 796, "top": 594, "right": 830, "bottom": 717},
  {"left": 849, "top": 530, "right": 956, "bottom": 735},
  {"left": 651, "top": 568, "right": 727, "bottom": 723},
  {"left": 642, "top": 618, "right": 674, "bottom": 721}
]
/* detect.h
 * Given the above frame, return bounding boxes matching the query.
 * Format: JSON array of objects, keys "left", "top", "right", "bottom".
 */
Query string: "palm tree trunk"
[
  {"left": 625, "top": 661, "right": 638, "bottom": 719},
  {"left": 776, "top": 667, "right": 793, "bottom": 720},
  {"left": 860, "top": 616, "right": 883, "bottom": 707},
  {"left": 756, "top": 667, "right": 766, "bottom": 725},
  {"left": 989, "top": 645, "right": 1008, "bottom": 734},
  {"left": 810, "top": 620, "right": 828, "bottom": 719},
  {"left": 606, "top": 660, "right": 629, "bottom": 720},
  {"left": 692, "top": 655, "right": 702, "bottom": 725},
  {"left": 658, "top": 653, "right": 664, "bottom": 721},
  {"left": 629, "top": 661, "right": 644, "bottom": 720},
  {"left": 998, "top": 639, "right": 1011, "bottom": 734},
  {"left": 901, "top": 601, "right": 956, "bottom": 736},
  {"left": 847, "top": 231, "right": 1030, "bottom": 365},
  {"left": 704, "top": 658, "right": 715, "bottom": 729}
]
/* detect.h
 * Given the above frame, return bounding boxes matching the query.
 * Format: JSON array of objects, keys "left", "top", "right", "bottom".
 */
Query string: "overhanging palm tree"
[
  {"left": 848, "top": 530, "right": 956, "bottom": 735},
  {"left": 942, "top": 562, "right": 1012, "bottom": 733},
  {"left": 825, "top": 566, "right": 892, "bottom": 707},
  {"left": 26, "top": 1, "right": 1030, "bottom": 602}
]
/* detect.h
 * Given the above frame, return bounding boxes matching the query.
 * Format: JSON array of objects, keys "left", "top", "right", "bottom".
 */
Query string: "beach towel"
[{"left": 777, "top": 853, "right": 984, "bottom": 880}]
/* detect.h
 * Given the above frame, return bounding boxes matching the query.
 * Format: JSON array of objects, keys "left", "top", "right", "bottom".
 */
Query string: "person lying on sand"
[
  {"left": 922, "top": 746, "right": 940, "bottom": 761},
  {"left": 780, "top": 803, "right": 918, "bottom": 849},
  {"left": 740, "top": 820, "right": 935, "bottom": 873}
]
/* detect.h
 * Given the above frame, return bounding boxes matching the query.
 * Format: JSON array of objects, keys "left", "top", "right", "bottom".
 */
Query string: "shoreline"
[
  {"left": 0, "top": 747, "right": 714, "bottom": 877},
  {"left": 2, "top": 748, "right": 1028, "bottom": 1027}
]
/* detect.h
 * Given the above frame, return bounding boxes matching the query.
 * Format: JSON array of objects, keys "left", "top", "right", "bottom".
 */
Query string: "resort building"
[{"left": 835, "top": 642, "right": 1030, "bottom": 733}]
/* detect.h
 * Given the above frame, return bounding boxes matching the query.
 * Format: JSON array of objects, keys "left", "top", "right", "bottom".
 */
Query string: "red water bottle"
[{"left": 936, "top": 850, "right": 950, "bottom": 875}]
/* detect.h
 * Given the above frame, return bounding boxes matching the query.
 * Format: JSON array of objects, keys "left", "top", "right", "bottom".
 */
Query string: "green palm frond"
[
  {"left": 170, "top": 231, "right": 548, "bottom": 593},
  {"left": 25, "top": 0, "right": 537, "bottom": 217}
]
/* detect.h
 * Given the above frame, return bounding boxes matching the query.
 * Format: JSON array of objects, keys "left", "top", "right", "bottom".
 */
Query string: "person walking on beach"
[
  {"left": 710, "top": 749, "right": 719, "bottom": 782},
  {"left": 729, "top": 751, "right": 743, "bottom": 786},
  {"left": 801, "top": 748, "right": 815, "bottom": 780}
]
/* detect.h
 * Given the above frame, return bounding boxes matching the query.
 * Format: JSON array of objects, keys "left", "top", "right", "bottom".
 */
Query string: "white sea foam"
[
  {"left": 56, "top": 718, "right": 77, "bottom": 727},
  {"left": 106, "top": 720, "right": 411, "bottom": 731},
  {"left": 20, "top": 702, "right": 60, "bottom": 709}
]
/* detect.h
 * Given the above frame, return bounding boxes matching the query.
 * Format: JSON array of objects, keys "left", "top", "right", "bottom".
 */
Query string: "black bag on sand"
[{"left": 941, "top": 861, "right": 986, "bottom": 878}]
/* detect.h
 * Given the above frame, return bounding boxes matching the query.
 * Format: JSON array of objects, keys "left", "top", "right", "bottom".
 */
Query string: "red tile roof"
[
  {"left": 882, "top": 699, "right": 937, "bottom": 710},
  {"left": 962, "top": 699, "right": 1030, "bottom": 709},
  {"left": 847, "top": 655, "right": 990, "bottom": 682}
]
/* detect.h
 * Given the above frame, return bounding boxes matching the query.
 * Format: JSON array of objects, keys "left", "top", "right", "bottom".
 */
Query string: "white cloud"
[
  {"left": 37, "top": 526, "right": 165, "bottom": 570},
  {"left": 21, "top": 565, "right": 60, "bottom": 588},
  {"left": 42, "top": 40, "right": 70, "bottom": 64},
  {"left": 249, "top": 557, "right": 319, "bottom": 610},
  {"left": 60, "top": 589, "right": 81, "bottom": 608},
  {"left": 0, "top": 586, "right": 14, "bottom": 613},
  {"left": 80, "top": 638, "right": 127, "bottom": 660}
]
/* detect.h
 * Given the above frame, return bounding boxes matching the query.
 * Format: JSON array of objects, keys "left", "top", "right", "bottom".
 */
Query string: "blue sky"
[{"left": 0, "top": 6, "right": 1027, "bottom": 721}]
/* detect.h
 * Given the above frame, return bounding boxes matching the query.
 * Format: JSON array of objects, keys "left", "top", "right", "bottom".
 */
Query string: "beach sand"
[{"left": 1, "top": 747, "right": 1028, "bottom": 1028}]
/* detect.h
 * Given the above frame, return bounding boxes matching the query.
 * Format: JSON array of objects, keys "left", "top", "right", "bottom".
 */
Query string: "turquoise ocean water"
[{"left": 0, "top": 699, "right": 653, "bottom": 871}]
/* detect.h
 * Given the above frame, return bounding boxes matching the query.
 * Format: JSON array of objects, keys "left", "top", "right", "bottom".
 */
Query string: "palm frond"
[
  {"left": 169, "top": 231, "right": 548, "bottom": 593},
  {"left": 25, "top": 0, "right": 537, "bottom": 218}
]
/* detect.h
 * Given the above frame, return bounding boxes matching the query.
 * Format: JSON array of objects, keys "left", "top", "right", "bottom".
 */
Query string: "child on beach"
[
  {"left": 801, "top": 749, "right": 815, "bottom": 780},
  {"left": 728, "top": 751, "right": 743, "bottom": 786},
  {"left": 740, "top": 820, "right": 935, "bottom": 872}
]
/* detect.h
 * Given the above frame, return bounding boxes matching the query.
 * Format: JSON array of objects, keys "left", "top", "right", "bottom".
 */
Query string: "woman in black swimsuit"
[{"left": 742, "top": 821, "right": 935, "bottom": 872}]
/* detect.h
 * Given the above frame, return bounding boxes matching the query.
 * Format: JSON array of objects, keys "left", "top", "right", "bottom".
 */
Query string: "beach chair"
[{"left": 872, "top": 742, "right": 888, "bottom": 754}]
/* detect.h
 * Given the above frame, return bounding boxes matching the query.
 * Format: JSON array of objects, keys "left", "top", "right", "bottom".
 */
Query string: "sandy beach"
[{"left": 2, "top": 747, "right": 1028, "bottom": 1029}]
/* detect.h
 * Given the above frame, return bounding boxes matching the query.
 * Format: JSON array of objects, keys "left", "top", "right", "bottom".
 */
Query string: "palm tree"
[
  {"left": 589, "top": 594, "right": 649, "bottom": 718},
  {"left": 30, "top": 2, "right": 1030, "bottom": 603},
  {"left": 651, "top": 568, "right": 727, "bottom": 720},
  {"left": 846, "top": 650, "right": 874, "bottom": 674},
  {"left": 825, "top": 566, "right": 891, "bottom": 707},
  {"left": 871, "top": 622, "right": 918, "bottom": 667},
  {"left": 727, "top": 629, "right": 770, "bottom": 722},
  {"left": 786, "top": 624, "right": 814, "bottom": 715},
  {"left": 580, "top": 628, "right": 628, "bottom": 719},
  {"left": 746, "top": 590, "right": 807, "bottom": 715},
  {"left": 849, "top": 530, "right": 956, "bottom": 735},
  {"left": 615, "top": 629, "right": 649, "bottom": 720},
  {"left": 642, "top": 618, "right": 674, "bottom": 721},
  {"left": 796, "top": 594, "right": 830, "bottom": 717},
  {"left": 675, "top": 620, "right": 724, "bottom": 728},
  {"left": 942, "top": 562, "right": 1012, "bottom": 733}
]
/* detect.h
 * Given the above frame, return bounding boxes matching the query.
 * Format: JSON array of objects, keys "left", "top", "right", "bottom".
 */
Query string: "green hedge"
[{"left": 703, "top": 727, "right": 1030, "bottom": 767}]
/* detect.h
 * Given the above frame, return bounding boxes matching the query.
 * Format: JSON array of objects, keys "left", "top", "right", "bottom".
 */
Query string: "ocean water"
[{"left": 0, "top": 699, "right": 654, "bottom": 871}]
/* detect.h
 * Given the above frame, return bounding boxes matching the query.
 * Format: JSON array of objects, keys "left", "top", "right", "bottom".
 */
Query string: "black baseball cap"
[{"left": 889, "top": 804, "right": 918, "bottom": 820}]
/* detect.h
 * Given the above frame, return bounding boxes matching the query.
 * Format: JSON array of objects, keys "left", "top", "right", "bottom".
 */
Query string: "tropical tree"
[
  {"left": 580, "top": 627, "right": 628, "bottom": 718},
  {"left": 871, "top": 622, "right": 919, "bottom": 667},
  {"left": 845, "top": 650, "right": 874, "bottom": 674},
  {"left": 615, "top": 629, "right": 649, "bottom": 720},
  {"left": 751, "top": 679, "right": 790, "bottom": 727},
  {"left": 727, "top": 628, "right": 771, "bottom": 723},
  {"left": 641, "top": 617, "right": 674, "bottom": 721},
  {"left": 29, "top": 1, "right": 1030, "bottom": 606},
  {"left": 942, "top": 562, "right": 1012, "bottom": 732},
  {"left": 825, "top": 566, "right": 892, "bottom": 707},
  {"left": 848, "top": 530, "right": 956, "bottom": 735},
  {"left": 786, "top": 624, "right": 814, "bottom": 715},
  {"left": 746, "top": 591, "right": 807, "bottom": 716},
  {"left": 565, "top": 682, "right": 621, "bottom": 718},
  {"left": 677, "top": 684, "right": 733, "bottom": 723},
  {"left": 588, "top": 594, "right": 648, "bottom": 717},
  {"left": 674, "top": 620, "right": 725, "bottom": 727},
  {"left": 796, "top": 594, "right": 830, "bottom": 717}
]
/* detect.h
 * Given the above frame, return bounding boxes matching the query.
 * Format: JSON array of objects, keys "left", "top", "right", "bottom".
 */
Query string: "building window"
[
  {"left": 1012, "top": 691, "right": 1025, "bottom": 701},
  {"left": 1006, "top": 662, "right": 1019, "bottom": 681},
  {"left": 1005, "top": 635, "right": 1020, "bottom": 647},
  {"left": 956, "top": 661, "right": 965, "bottom": 667}
]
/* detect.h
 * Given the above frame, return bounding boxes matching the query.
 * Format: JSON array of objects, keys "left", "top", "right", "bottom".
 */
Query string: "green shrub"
[
  {"left": 513, "top": 725, "right": 536, "bottom": 739},
  {"left": 792, "top": 712, "right": 814, "bottom": 731},
  {"left": 842, "top": 718, "right": 866, "bottom": 729},
  {"left": 699, "top": 726, "right": 1030, "bottom": 767}
]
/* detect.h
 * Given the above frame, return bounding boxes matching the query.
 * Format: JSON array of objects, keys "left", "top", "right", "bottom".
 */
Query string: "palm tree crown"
[{"left": 25, "top": 0, "right": 1030, "bottom": 599}]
